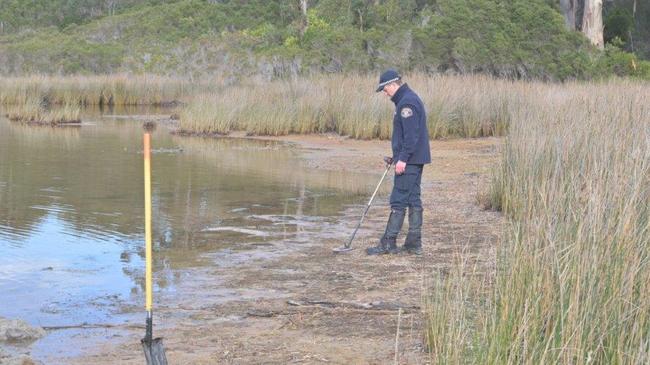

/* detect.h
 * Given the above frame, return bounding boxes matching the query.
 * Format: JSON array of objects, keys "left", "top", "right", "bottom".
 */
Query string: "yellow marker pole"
[{"left": 144, "top": 132, "right": 153, "bottom": 313}]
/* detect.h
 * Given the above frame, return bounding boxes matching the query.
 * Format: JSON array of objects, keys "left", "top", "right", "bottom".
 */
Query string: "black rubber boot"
[
  {"left": 366, "top": 208, "right": 405, "bottom": 255},
  {"left": 403, "top": 207, "right": 423, "bottom": 255}
]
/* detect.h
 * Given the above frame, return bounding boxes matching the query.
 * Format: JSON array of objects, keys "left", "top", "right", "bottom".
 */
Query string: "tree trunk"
[
  {"left": 631, "top": 0, "right": 637, "bottom": 51},
  {"left": 300, "top": 0, "right": 308, "bottom": 19},
  {"left": 358, "top": 9, "right": 364, "bottom": 32},
  {"left": 582, "top": 0, "right": 604, "bottom": 49},
  {"left": 299, "top": 0, "right": 309, "bottom": 34},
  {"left": 560, "top": 0, "right": 577, "bottom": 30}
]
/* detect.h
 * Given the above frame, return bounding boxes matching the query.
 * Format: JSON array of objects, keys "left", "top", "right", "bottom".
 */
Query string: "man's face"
[{"left": 382, "top": 82, "right": 399, "bottom": 98}]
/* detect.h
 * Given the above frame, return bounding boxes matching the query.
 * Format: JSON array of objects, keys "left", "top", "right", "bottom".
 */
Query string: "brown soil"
[{"left": 66, "top": 134, "right": 503, "bottom": 365}]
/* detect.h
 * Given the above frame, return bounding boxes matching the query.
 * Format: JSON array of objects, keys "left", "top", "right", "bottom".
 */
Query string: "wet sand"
[{"left": 61, "top": 134, "right": 504, "bottom": 364}]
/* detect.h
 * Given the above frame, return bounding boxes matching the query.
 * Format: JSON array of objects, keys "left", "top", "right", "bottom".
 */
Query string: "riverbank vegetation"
[
  {"left": 426, "top": 79, "right": 650, "bottom": 363},
  {"left": 0, "top": 74, "right": 191, "bottom": 124},
  {"left": 5, "top": 97, "right": 81, "bottom": 126},
  {"left": 0, "top": 74, "right": 190, "bottom": 106},
  {"left": 0, "top": 73, "right": 512, "bottom": 138},
  {"left": 1, "top": 0, "right": 649, "bottom": 81},
  {"left": 178, "top": 74, "right": 511, "bottom": 139},
  {"left": 4, "top": 73, "right": 648, "bottom": 141}
]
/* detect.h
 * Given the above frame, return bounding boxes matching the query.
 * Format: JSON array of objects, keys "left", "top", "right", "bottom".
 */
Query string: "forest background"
[{"left": 0, "top": 0, "right": 648, "bottom": 81}]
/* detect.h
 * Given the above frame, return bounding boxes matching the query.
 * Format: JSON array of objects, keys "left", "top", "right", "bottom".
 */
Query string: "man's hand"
[
  {"left": 383, "top": 156, "right": 394, "bottom": 165},
  {"left": 395, "top": 160, "right": 406, "bottom": 175}
]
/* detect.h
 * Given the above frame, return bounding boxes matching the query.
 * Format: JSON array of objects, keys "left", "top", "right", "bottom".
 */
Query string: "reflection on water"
[{"left": 0, "top": 114, "right": 375, "bottom": 334}]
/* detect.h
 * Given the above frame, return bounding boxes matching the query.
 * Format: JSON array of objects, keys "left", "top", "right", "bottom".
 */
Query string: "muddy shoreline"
[{"left": 7, "top": 127, "right": 503, "bottom": 364}]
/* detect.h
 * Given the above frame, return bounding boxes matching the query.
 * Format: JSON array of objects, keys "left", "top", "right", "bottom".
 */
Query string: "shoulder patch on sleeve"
[{"left": 400, "top": 107, "right": 413, "bottom": 118}]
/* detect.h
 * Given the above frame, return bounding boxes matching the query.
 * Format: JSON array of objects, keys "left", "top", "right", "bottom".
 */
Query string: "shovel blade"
[
  {"left": 142, "top": 337, "right": 168, "bottom": 365},
  {"left": 332, "top": 246, "right": 355, "bottom": 253}
]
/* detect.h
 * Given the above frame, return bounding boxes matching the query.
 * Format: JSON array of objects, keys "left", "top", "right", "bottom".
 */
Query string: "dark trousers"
[{"left": 389, "top": 164, "right": 423, "bottom": 210}]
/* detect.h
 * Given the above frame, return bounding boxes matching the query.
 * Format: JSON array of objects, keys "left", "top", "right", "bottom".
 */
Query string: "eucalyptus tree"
[{"left": 559, "top": 0, "right": 604, "bottom": 48}]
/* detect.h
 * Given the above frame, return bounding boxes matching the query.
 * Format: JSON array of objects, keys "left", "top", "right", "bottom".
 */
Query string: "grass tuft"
[
  {"left": 0, "top": 74, "right": 192, "bottom": 107},
  {"left": 6, "top": 97, "right": 81, "bottom": 125},
  {"left": 427, "top": 79, "right": 650, "bottom": 364}
]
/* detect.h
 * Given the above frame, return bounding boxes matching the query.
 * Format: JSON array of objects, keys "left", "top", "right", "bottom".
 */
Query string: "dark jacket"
[{"left": 391, "top": 84, "right": 431, "bottom": 165}]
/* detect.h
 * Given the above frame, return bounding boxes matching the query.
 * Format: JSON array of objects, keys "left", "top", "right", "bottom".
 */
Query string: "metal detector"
[{"left": 333, "top": 161, "right": 392, "bottom": 253}]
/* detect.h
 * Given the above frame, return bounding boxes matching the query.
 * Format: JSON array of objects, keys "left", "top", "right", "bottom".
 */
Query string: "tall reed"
[
  {"left": 3, "top": 73, "right": 515, "bottom": 138},
  {"left": 427, "top": 79, "right": 650, "bottom": 364},
  {"left": 0, "top": 74, "right": 193, "bottom": 106},
  {"left": 179, "top": 74, "right": 515, "bottom": 139},
  {"left": 5, "top": 96, "right": 81, "bottom": 125}
]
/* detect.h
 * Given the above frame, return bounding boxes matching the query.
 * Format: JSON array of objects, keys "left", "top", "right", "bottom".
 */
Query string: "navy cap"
[{"left": 375, "top": 69, "right": 401, "bottom": 92}]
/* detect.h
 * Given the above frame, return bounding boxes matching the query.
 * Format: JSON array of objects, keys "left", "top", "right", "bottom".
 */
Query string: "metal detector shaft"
[{"left": 344, "top": 163, "right": 392, "bottom": 248}]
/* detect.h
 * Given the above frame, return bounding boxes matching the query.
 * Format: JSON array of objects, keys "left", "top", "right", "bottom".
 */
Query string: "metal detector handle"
[
  {"left": 345, "top": 162, "right": 392, "bottom": 248},
  {"left": 366, "top": 162, "right": 392, "bottom": 205}
]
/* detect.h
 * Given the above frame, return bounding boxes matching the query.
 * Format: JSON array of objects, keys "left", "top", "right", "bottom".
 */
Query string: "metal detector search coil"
[{"left": 333, "top": 162, "right": 392, "bottom": 253}]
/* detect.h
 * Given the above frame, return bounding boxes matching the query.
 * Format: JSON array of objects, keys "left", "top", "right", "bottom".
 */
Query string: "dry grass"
[
  {"left": 3, "top": 73, "right": 514, "bottom": 138},
  {"left": 5, "top": 97, "right": 81, "bottom": 125},
  {"left": 0, "top": 74, "right": 193, "bottom": 106},
  {"left": 178, "top": 74, "right": 514, "bottom": 139},
  {"left": 427, "top": 79, "right": 650, "bottom": 364},
  {"left": 0, "top": 74, "right": 199, "bottom": 124}
]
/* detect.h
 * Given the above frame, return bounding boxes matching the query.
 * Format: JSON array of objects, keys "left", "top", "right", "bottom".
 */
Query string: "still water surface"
[{"left": 0, "top": 112, "right": 374, "bottom": 357}]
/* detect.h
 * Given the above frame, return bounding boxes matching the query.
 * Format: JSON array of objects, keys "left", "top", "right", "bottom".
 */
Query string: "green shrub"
[
  {"left": 604, "top": 6, "right": 634, "bottom": 44},
  {"left": 0, "top": 0, "right": 647, "bottom": 80},
  {"left": 594, "top": 39, "right": 650, "bottom": 80}
]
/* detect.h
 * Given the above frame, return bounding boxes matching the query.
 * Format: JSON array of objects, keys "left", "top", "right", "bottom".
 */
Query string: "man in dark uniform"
[{"left": 366, "top": 69, "right": 431, "bottom": 256}]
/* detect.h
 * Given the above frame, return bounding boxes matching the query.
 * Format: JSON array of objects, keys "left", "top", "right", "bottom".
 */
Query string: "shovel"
[
  {"left": 141, "top": 123, "right": 168, "bottom": 365},
  {"left": 333, "top": 160, "right": 392, "bottom": 253}
]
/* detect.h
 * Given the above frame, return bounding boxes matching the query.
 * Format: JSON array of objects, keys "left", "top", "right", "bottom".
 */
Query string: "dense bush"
[
  {"left": 0, "top": 0, "right": 648, "bottom": 80},
  {"left": 604, "top": 6, "right": 634, "bottom": 44},
  {"left": 604, "top": 0, "right": 650, "bottom": 60},
  {"left": 0, "top": 0, "right": 181, "bottom": 34}
]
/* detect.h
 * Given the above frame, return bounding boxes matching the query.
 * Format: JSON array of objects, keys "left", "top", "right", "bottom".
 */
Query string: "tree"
[
  {"left": 582, "top": 0, "right": 604, "bottom": 48},
  {"left": 106, "top": 0, "right": 118, "bottom": 16},
  {"left": 604, "top": 6, "right": 633, "bottom": 44},
  {"left": 560, "top": 0, "right": 577, "bottom": 29},
  {"left": 299, "top": 0, "right": 309, "bottom": 32},
  {"left": 631, "top": 0, "right": 637, "bottom": 51},
  {"left": 559, "top": 0, "right": 604, "bottom": 48}
]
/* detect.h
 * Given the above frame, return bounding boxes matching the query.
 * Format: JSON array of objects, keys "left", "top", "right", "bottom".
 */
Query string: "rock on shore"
[
  {"left": 0, "top": 317, "right": 45, "bottom": 364},
  {"left": 0, "top": 317, "right": 45, "bottom": 343}
]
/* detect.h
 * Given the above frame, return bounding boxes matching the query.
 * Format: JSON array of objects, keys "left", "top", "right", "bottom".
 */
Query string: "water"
[{"left": 0, "top": 113, "right": 375, "bottom": 358}]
